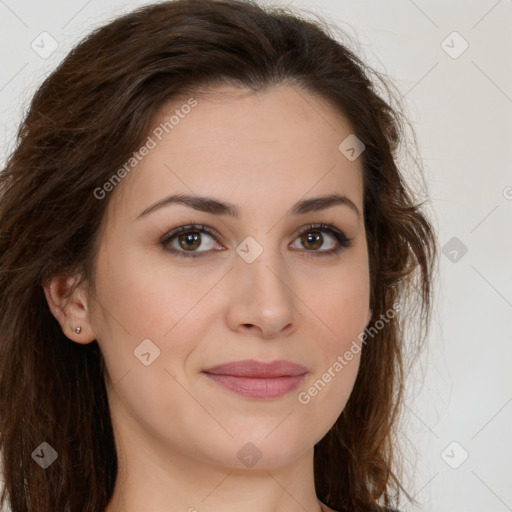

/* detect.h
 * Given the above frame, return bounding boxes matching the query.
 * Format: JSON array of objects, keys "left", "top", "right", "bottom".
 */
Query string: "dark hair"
[{"left": 0, "top": 1, "right": 437, "bottom": 511}]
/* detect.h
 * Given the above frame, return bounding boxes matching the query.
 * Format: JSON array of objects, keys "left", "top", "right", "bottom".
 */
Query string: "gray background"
[{"left": 1, "top": 1, "right": 511, "bottom": 511}]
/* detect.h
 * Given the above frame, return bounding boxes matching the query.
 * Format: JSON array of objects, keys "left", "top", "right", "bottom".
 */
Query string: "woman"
[{"left": 0, "top": 1, "right": 437, "bottom": 511}]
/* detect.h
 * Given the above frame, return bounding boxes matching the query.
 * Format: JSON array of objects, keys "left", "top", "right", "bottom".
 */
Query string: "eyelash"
[{"left": 160, "top": 223, "right": 353, "bottom": 259}]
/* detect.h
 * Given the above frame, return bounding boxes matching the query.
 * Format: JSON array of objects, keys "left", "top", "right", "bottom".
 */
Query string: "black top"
[{"left": 321, "top": 503, "right": 399, "bottom": 512}]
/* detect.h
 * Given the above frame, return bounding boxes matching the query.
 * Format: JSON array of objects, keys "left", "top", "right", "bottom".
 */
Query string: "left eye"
[
  {"left": 289, "top": 224, "right": 347, "bottom": 254},
  {"left": 160, "top": 223, "right": 352, "bottom": 258}
]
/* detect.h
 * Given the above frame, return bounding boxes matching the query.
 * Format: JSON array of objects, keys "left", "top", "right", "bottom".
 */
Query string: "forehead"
[{"left": 107, "top": 84, "right": 364, "bottom": 223}]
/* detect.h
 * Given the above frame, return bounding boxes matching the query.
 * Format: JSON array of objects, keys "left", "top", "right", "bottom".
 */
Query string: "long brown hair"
[{"left": 0, "top": 1, "right": 437, "bottom": 511}]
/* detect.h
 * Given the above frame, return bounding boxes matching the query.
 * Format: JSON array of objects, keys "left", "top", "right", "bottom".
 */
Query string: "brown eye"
[
  {"left": 300, "top": 230, "right": 323, "bottom": 250},
  {"left": 290, "top": 223, "right": 352, "bottom": 256},
  {"left": 161, "top": 223, "right": 352, "bottom": 259},
  {"left": 161, "top": 224, "right": 221, "bottom": 258},
  {"left": 177, "top": 231, "right": 201, "bottom": 251}
]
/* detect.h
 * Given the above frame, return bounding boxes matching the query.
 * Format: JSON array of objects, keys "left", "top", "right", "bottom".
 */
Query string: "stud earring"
[{"left": 75, "top": 326, "right": 82, "bottom": 334}]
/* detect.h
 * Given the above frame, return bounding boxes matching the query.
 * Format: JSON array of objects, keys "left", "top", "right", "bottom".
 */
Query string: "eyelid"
[
  {"left": 289, "top": 222, "right": 353, "bottom": 257},
  {"left": 159, "top": 223, "right": 222, "bottom": 256},
  {"left": 160, "top": 222, "right": 352, "bottom": 258}
]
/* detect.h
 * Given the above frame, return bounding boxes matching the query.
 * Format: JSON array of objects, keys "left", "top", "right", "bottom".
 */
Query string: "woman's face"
[{"left": 88, "top": 84, "right": 370, "bottom": 471}]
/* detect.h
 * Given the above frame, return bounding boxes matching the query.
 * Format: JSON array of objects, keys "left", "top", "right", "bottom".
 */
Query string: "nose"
[{"left": 225, "top": 249, "right": 296, "bottom": 339}]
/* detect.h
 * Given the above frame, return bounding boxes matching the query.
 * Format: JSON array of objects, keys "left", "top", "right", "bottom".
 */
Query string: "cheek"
[
  {"left": 302, "top": 262, "right": 370, "bottom": 345},
  {"left": 295, "top": 261, "right": 368, "bottom": 420},
  {"left": 92, "top": 243, "right": 208, "bottom": 338},
  {"left": 89, "top": 244, "right": 227, "bottom": 388}
]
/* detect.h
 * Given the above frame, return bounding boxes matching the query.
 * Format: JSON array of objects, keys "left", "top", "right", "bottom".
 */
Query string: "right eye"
[{"left": 160, "top": 224, "right": 224, "bottom": 258}]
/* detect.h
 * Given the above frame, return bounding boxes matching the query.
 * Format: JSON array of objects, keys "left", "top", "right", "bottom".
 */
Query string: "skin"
[{"left": 45, "top": 83, "right": 371, "bottom": 512}]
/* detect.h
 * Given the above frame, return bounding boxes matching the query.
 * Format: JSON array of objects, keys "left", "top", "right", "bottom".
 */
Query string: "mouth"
[{"left": 201, "top": 359, "right": 308, "bottom": 399}]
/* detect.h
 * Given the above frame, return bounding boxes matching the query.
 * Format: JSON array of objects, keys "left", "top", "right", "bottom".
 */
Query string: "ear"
[
  {"left": 43, "top": 274, "right": 95, "bottom": 344},
  {"left": 367, "top": 308, "right": 373, "bottom": 325}
]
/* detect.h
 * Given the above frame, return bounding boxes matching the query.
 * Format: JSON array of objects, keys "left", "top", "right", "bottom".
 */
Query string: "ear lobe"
[{"left": 43, "top": 274, "right": 95, "bottom": 344}]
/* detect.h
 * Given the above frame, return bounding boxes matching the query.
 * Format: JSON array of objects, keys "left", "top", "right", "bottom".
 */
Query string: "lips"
[
  {"left": 202, "top": 359, "right": 308, "bottom": 378},
  {"left": 202, "top": 359, "right": 308, "bottom": 399}
]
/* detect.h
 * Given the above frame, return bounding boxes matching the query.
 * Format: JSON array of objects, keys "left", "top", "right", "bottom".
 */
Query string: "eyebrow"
[{"left": 135, "top": 192, "right": 361, "bottom": 220}]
